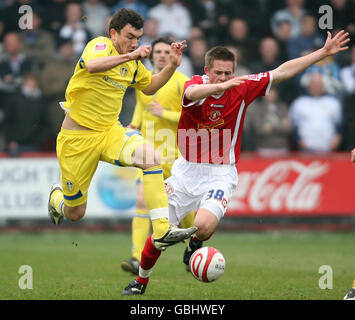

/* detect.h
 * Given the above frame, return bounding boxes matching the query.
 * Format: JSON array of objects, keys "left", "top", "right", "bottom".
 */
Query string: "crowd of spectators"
[{"left": 0, "top": 0, "right": 354, "bottom": 156}]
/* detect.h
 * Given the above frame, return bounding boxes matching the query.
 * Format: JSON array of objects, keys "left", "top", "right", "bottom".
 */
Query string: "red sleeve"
[
  {"left": 244, "top": 71, "right": 273, "bottom": 106},
  {"left": 182, "top": 75, "right": 204, "bottom": 107}
]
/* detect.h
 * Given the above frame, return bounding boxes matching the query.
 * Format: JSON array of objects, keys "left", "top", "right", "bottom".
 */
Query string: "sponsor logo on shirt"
[
  {"left": 197, "top": 119, "right": 225, "bottom": 132},
  {"left": 211, "top": 104, "right": 224, "bottom": 108},
  {"left": 94, "top": 42, "right": 107, "bottom": 51},
  {"left": 248, "top": 72, "right": 267, "bottom": 81}
]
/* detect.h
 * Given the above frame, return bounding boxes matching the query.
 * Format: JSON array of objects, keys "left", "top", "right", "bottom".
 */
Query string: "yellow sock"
[
  {"left": 132, "top": 209, "right": 151, "bottom": 261},
  {"left": 181, "top": 211, "right": 196, "bottom": 229},
  {"left": 352, "top": 279, "right": 355, "bottom": 289},
  {"left": 50, "top": 190, "right": 65, "bottom": 216},
  {"left": 142, "top": 166, "right": 170, "bottom": 238}
]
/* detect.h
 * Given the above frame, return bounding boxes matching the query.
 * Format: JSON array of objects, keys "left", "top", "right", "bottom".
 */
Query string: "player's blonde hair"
[{"left": 205, "top": 46, "right": 236, "bottom": 71}]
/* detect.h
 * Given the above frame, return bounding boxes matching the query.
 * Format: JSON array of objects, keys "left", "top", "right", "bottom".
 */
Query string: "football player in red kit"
[{"left": 122, "top": 30, "right": 350, "bottom": 295}]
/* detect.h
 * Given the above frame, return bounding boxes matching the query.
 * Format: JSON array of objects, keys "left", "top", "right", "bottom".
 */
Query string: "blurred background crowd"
[{"left": 0, "top": 0, "right": 354, "bottom": 157}]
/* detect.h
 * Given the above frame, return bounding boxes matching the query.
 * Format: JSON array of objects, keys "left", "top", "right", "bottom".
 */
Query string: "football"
[{"left": 189, "top": 247, "right": 225, "bottom": 282}]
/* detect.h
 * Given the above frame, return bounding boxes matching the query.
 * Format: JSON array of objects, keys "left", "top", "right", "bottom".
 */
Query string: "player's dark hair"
[
  {"left": 149, "top": 36, "right": 174, "bottom": 62},
  {"left": 205, "top": 46, "right": 236, "bottom": 70},
  {"left": 109, "top": 8, "right": 144, "bottom": 33}
]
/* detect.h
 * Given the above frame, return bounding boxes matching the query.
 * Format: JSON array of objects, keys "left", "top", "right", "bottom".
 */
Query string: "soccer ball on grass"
[{"left": 189, "top": 246, "right": 225, "bottom": 282}]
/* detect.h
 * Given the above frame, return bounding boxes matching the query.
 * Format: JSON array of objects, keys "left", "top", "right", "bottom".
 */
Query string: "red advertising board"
[{"left": 226, "top": 152, "right": 355, "bottom": 216}]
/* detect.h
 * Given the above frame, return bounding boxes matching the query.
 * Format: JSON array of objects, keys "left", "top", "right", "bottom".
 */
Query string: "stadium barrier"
[{"left": 0, "top": 152, "right": 354, "bottom": 230}]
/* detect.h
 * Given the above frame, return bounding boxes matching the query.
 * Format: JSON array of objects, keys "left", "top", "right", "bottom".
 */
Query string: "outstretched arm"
[
  {"left": 184, "top": 76, "right": 248, "bottom": 102},
  {"left": 272, "top": 30, "right": 350, "bottom": 84}
]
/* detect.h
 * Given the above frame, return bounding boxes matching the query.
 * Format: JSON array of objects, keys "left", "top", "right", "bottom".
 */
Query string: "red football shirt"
[{"left": 178, "top": 72, "right": 273, "bottom": 165}]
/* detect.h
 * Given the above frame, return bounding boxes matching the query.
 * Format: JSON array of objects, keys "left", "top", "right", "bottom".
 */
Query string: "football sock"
[
  {"left": 132, "top": 209, "right": 151, "bottom": 261},
  {"left": 142, "top": 166, "right": 170, "bottom": 239},
  {"left": 181, "top": 211, "right": 196, "bottom": 229},
  {"left": 188, "top": 237, "right": 203, "bottom": 252},
  {"left": 352, "top": 279, "right": 355, "bottom": 289},
  {"left": 50, "top": 189, "right": 65, "bottom": 217},
  {"left": 137, "top": 234, "right": 162, "bottom": 286}
]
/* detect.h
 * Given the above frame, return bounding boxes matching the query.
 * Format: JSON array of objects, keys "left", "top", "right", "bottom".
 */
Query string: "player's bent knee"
[
  {"left": 65, "top": 206, "right": 86, "bottom": 222},
  {"left": 133, "top": 144, "right": 161, "bottom": 169},
  {"left": 194, "top": 223, "right": 213, "bottom": 241}
]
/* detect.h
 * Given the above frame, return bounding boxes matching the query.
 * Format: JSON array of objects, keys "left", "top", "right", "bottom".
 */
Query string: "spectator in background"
[
  {"left": 340, "top": 45, "right": 355, "bottom": 150},
  {"left": 225, "top": 45, "right": 250, "bottom": 76},
  {"left": 58, "top": 2, "right": 91, "bottom": 57},
  {"left": 224, "top": 17, "right": 258, "bottom": 65},
  {"left": 187, "top": 37, "right": 208, "bottom": 76},
  {"left": 289, "top": 73, "right": 343, "bottom": 152},
  {"left": 271, "top": 0, "right": 307, "bottom": 38},
  {"left": 286, "top": 14, "right": 324, "bottom": 60},
  {"left": 330, "top": 0, "right": 355, "bottom": 36},
  {"left": 340, "top": 44, "right": 355, "bottom": 95},
  {"left": 139, "top": 18, "right": 159, "bottom": 47},
  {"left": 40, "top": 0, "right": 67, "bottom": 35},
  {"left": 250, "top": 37, "right": 282, "bottom": 74},
  {"left": 0, "top": 32, "right": 32, "bottom": 93},
  {"left": 1, "top": 0, "right": 40, "bottom": 32},
  {"left": 39, "top": 39, "right": 76, "bottom": 141},
  {"left": 19, "top": 11, "right": 56, "bottom": 69},
  {"left": 3, "top": 73, "right": 49, "bottom": 156},
  {"left": 82, "top": 0, "right": 111, "bottom": 38},
  {"left": 0, "top": 15, "right": 5, "bottom": 57},
  {"left": 245, "top": 86, "right": 292, "bottom": 156},
  {"left": 186, "top": 0, "right": 216, "bottom": 41},
  {"left": 300, "top": 55, "right": 343, "bottom": 96},
  {"left": 112, "top": 0, "right": 148, "bottom": 19},
  {"left": 273, "top": 20, "right": 293, "bottom": 61},
  {"left": 147, "top": 0, "right": 192, "bottom": 41}
]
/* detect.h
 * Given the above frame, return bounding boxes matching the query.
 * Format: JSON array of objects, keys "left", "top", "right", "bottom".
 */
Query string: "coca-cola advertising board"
[{"left": 227, "top": 153, "right": 355, "bottom": 216}]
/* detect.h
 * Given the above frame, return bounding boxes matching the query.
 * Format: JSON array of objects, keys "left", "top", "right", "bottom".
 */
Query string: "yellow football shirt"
[
  {"left": 63, "top": 36, "right": 152, "bottom": 131},
  {"left": 131, "top": 70, "right": 189, "bottom": 163}
]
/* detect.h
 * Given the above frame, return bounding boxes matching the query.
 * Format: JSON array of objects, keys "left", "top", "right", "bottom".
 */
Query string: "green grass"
[{"left": 0, "top": 231, "right": 354, "bottom": 300}]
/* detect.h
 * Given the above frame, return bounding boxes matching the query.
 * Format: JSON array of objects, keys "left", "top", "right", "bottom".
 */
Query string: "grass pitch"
[{"left": 0, "top": 231, "right": 354, "bottom": 300}]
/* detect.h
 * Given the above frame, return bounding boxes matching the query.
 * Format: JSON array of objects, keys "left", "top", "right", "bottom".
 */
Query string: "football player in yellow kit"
[
  {"left": 47, "top": 8, "right": 196, "bottom": 249},
  {"left": 120, "top": 37, "right": 198, "bottom": 274}
]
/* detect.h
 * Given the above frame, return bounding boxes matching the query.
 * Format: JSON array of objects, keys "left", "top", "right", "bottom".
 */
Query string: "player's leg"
[
  {"left": 121, "top": 175, "right": 150, "bottom": 275},
  {"left": 102, "top": 126, "right": 197, "bottom": 249},
  {"left": 48, "top": 184, "right": 87, "bottom": 223},
  {"left": 180, "top": 211, "right": 202, "bottom": 270},
  {"left": 122, "top": 203, "right": 180, "bottom": 295},
  {"left": 48, "top": 129, "right": 100, "bottom": 224},
  {"left": 182, "top": 186, "right": 231, "bottom": 269},
  {"left": 128, "top": 141, "right": 197, "bottom": 249}
]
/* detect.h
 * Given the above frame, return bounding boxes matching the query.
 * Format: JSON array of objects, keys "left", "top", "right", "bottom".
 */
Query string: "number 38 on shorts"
[{"left": 206, "top": 189, "right": 228, "bottom": 208}]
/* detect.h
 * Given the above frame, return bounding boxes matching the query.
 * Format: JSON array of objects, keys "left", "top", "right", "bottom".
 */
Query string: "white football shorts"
[{"left": 165, "top": 157, "right": 238, "bottom": 225}]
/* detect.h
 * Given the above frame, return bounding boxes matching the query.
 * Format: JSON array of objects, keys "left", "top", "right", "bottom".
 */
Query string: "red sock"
[{"left": 137, "top": 234, "right": 162, "bottom": 286}]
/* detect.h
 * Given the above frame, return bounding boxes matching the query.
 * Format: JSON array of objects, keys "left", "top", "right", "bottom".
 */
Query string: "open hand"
[
  {"left": 323, "top": 30, "right": 350, "bottom": 56},
  {"left": 169, "top": 40, "right": 187, "bottom": 67},
  {"left": 221, "top": 75, "right": 248, "bottom": 91}
]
